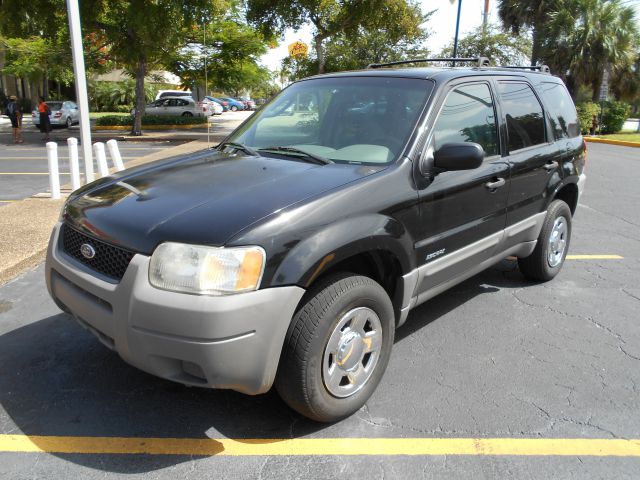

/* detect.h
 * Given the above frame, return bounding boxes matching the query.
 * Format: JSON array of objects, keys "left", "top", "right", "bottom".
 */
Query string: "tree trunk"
[
  {"left": 530, "top": 26, "right": 541, "bottom": 66},
  {"left": 315, "top": 36, "right": 325, "bottom": 74},
  {"left": 591, "top": 73, "right": 603, "bottom": 103},
  {"left": 132, "top": 56, "right": 146, "bottom": 136}
]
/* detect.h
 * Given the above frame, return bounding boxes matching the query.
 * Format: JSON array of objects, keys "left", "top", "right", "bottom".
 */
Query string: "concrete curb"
[
  {"left": 584, "top": 137, "right": 640, "bottom": 148},
  {"left": 93, "top": 124, "right": 208, "bottom": 131},
  {"left": 0, "top": 139, "right": 212, "bottom": 286}
]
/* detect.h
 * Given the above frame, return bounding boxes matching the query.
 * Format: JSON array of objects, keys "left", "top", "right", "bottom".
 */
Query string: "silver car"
[
  {"left": 137, "top": 97, "right": 203, "bottom": 117},
  {"left": 31, "top": 101, "right": 80, "bottom": 128}
]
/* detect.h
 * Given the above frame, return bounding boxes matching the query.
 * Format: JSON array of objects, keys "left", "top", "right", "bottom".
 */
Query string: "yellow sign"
[{"left": 288, "top": 41, "right": 308, "bottom": 58}]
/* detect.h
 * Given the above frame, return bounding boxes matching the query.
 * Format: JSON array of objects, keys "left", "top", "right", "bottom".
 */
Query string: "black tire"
[
  {"left": 275, "top": 273, "right": 395, "bottom": 422},
  {"left": 182, "top": 112, "right": 193, "bottom": 117},
  {"left": 518, "top": 199, "right": 572, "bottom": 281},
  {"left": 230, "top": 105, "right": 238, "bottom": 112},
  {"left": 66, "top": 116, "right": 72, "bottom": 128}
]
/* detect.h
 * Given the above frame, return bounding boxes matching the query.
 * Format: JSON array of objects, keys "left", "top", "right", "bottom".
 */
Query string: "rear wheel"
[
  {"left": 230, "top": 105, "right": 238, "bottom": 112},
  {"left": 275, "top": 273, "right": 395, "bottom": 422},
  {"left": 181, "top": 112, "right": 193, "bottom": 117},
  {"left": 518, "top": 199, "right": 572, "bottom": 281},
  {"left": 66, "top": 116, "right": 72, "bottom": 128}
]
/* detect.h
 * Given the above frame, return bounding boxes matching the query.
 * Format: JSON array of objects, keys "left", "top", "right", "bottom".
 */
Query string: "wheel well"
[
  {"left": 554, "top": 183, "right": 579, "bottom": 215},
  {"left": 311, "top": 250, "right": 404, "bottom": 324}
]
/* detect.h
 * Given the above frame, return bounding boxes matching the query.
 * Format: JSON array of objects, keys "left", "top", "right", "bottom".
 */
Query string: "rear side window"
[
  {"left": 432, "top": 83, "right": 499, "bottom": 156},
  {"left": 536, "top": 82, "right": 580, "bottom": 139},
  {"left": 497, "top": 82, "right": 546, "bottom": 152}
]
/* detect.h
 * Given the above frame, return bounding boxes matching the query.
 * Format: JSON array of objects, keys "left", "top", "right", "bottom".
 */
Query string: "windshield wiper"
[
  {"left": 219, "top": 142, "right": 259, "bottom": 156},
  {"left": 258, "top": 146, "right": 333, "bottom": 165}
]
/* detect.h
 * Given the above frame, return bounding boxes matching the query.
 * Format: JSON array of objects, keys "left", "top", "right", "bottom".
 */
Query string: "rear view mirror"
[{"left": 433, "top": 142, "right": 484, "bottom": 171}]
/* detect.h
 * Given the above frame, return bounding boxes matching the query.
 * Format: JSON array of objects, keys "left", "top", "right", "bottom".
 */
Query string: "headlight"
[{"left": 149, "top": 242, "right": 265, "bottom": 295}]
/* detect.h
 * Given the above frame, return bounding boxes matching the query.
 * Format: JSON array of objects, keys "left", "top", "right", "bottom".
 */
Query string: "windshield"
[
  {"left": 227, "top": 76, "right": 433, "bottom": 165},
  {"left": 48, "top": 102, "right": 63, "bottom": 110}
]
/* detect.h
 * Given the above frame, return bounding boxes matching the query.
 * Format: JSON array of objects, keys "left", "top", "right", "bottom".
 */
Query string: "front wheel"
[
  {"left": 518, "top": 199, "right": 572, "bottom": 281},
  {"left": 181, "top": 111, "right": 193, "bottom": 117},
  {"left": 275, "top": 273, "right": 395, "bottom": 422}
]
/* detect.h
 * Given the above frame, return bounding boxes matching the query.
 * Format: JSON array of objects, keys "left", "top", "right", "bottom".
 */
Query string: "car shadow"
[{"left": 0, "top": 260, "right": 528, "bottom": 473}]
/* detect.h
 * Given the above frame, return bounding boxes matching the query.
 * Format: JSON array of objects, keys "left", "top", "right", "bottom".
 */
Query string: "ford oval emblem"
[{"left": 80, "top": 243, "right": 96, "bottom": 259}]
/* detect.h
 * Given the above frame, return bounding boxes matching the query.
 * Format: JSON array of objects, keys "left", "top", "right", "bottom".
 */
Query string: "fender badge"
[{"left": 426, "top": 248, "right": 446, "bottom": 261}]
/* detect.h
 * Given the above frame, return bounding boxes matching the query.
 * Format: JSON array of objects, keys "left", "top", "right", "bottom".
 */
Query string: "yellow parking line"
[
  {"left": 0, "top": 172, "right": 70, "bottom": 175},
  {"left": 1, "top": 435, "right": 639, "bottom": 457},
  {"left": 566, "top": 255, "right": 624, "bottom": 260},
  {"left": 0, "top": 200, "right": 18, "bottom": 203}
]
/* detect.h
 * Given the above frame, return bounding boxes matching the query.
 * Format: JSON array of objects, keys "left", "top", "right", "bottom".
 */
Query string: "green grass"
[{"left": 598, "top": 133, "right": 640, "bottom": 142}]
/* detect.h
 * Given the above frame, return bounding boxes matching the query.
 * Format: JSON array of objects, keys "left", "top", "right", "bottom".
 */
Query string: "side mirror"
[{"left": 433, "top": 142, "right": 484, "bottom": 172}]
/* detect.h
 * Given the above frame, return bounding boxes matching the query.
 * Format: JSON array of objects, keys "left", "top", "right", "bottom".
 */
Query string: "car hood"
[{"left": 63, "top": 149, "right": 382, "bottom": 254}]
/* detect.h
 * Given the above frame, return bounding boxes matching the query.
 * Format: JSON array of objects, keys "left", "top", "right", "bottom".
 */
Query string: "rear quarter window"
[
  {"left": 536, "top": 82, "right": 580, "bottom": 139},
  {"left": 497, "top": 82, "right": 546, "bottom": 152}
]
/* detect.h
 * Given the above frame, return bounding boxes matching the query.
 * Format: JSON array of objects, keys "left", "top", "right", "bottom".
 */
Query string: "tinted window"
[
  {"left": 536, "top": 82, "right": 580, "bottom": 139},
  {"left": 433, "top": 83, "right": 499, "bottom": 156},
  {"left": 497, "top": 82, "right": 546, "bottom": 151}
]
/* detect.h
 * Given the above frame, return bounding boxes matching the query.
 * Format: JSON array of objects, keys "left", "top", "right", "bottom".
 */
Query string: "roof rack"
[
  {"left": 500, "top": 64, "right": 551, "bottom": 74},
  {"left": 367, "top": 57, "right": 491, "bottom": 69}
]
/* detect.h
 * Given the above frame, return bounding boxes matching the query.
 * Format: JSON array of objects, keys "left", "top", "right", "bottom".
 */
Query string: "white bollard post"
[
  {"left": 46, "top": 142, "right": 61, "bottom": 200},
  {"left": 93, "top": 142, "right": 109, "bottom": 178},
  {"left": 106, "top": 139, "right": 125, "bottom": 171},
  {"left": 67, "top": 137, "right": 81, "bottom": 190}
]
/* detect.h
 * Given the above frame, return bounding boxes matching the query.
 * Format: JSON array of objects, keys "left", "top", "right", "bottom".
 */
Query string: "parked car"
[
  {"left": 46, "top": 59, "right": 586, "bottom": 423},
  {"left": 238, "top": 97, "right": 256, "bottom": 110},
  {"left": 155, "top": 90, "right": 192, "bottom": 100},
  {"left": 134, "top": 97, "right": 203, "bottom": 117},
  {"left": 31, "top": 101, "right": 79, "bottom": 128},
  {"left": 220, "top": 97, "right": 245, "bottom": 111},
  {"left": 204, "top": 96, "right": 229, "bottom": 112},
  {"left": 202, "top": 98, "right": 223, "bottom": 115}
]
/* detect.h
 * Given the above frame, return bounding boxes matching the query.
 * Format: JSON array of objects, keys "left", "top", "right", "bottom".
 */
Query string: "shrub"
[
  {"left": 575, "top": 102, "right": 601, "bottom": 135},
  {"left": 600, "top": 100, "right": 631, "bottom": 134},
  {"left": 95, "top": 115, "right": 207, "bottom": 126}
]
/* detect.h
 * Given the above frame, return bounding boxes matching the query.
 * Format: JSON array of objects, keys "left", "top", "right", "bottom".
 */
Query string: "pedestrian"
[
  {"left": 37, "top": 96, "right": 52, "bottom": 141},
  {"left": 5, "top": 95, "right": 24, "bottom": 144}
]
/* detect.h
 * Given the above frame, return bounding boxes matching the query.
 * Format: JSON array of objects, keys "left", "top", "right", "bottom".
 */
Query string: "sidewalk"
[{"left": 0, "top": 139, "right": 212, "bottom": 285}]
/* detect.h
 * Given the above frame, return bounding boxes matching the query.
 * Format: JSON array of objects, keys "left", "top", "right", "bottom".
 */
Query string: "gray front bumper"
[{"left": 45, "top": 223, "right": 305, "bottom": 395}]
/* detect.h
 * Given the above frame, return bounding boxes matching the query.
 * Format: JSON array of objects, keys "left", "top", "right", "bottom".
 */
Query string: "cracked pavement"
[{"left": 0, "top": 143, "right": 639, "bottom": 478}]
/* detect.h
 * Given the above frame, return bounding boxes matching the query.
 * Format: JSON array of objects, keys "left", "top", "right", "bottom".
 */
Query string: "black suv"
[{"left": 46, "top": 59, "right": 586, "bottom": 422}]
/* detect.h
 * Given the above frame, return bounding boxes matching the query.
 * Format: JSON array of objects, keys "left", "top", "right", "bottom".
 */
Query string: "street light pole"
[
  {"left": 66, "top": 0, "right": 94, "bottom": 183},
  {"left": 452, "top": 0, "right": 463, "bottom": 67}
]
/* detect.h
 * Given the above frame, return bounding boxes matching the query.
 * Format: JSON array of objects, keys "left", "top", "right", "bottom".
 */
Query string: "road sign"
[{"left": 288, "top": 41, "right": 308, "bottom": 58}]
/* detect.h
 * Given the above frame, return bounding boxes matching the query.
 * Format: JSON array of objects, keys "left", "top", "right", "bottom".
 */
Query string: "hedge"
[
  {"left": 600, "top": 100, "right": 631, "bottom": 134},
  {"left": 576, "top": 102, "right": 601, "bottom": 135},
  {"left": 95, "top": 115, "right": 207, "bottom": 126}
]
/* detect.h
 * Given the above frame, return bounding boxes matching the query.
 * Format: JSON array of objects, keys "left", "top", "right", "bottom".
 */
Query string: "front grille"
[{"left": 61, "top": 223, "right": 136, "bottom": 281}]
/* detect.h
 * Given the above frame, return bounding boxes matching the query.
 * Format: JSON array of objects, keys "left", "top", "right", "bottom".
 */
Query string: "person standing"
[
  {"left": 38, "top": 96, "right": 52, "bottom": 141},
  {"left": 5, "top": 95, "right": 24, "bottom": 144}
]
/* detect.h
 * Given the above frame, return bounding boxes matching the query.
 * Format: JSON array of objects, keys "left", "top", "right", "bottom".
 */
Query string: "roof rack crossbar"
[
  {"left": 367, "top": 57, "right": 490, "bottom": 69},
  {"left": 500, "top": 64, "right": 551, "bottom": 74}
]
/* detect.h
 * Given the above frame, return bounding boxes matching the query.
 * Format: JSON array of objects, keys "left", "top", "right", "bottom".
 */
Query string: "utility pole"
[
  {"left": 66, "top": 0, "right": 94, "bottom": 183},
  {"left": 452, "top": 0, "right": 463, "bottom": 66},
  {"left": 483, "top": 0, "right": 490, "bottom": 31}
]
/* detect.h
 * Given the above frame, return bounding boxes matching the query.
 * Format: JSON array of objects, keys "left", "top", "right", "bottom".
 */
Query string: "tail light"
[
  {"left": 54, "top": 112, "right": 62, "bottom": 118},
  {"left": 222, "top": 101, "right": 228, "bottom": 106}
]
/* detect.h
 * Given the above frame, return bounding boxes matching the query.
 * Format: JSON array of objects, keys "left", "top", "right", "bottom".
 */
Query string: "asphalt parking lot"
[{"left": 0, "top": 142, "right": 639, "bottom": 478}]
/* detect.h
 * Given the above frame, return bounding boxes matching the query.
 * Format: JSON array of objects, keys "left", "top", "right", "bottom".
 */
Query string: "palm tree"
[
  {"left": 497, "top": 0, "right": 559, "bottom": 66},
  {"left": 544, "top": 0, "right": 638, "bottom": 101}
]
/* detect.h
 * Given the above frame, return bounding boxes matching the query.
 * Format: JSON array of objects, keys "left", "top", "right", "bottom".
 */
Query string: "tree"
[
  {"left": 84, "top": 0, "right": 224, "bottom": 135},
  {"left": 497, "top": 0, "right": 557, "bottom": 66},
  {"left": 542, "top": 0, "right": 639, "bottom": 101},
  {"left": 247, "top": 0, "right": 426, "bottom": 74},
  {"left": 439, "top": 24, "right": 531, "bottom": 66},
  {"left": 168, "top": 17, "right": 271, "bottom": 96}
]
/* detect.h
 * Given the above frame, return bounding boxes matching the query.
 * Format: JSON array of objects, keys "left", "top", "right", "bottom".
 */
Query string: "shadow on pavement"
[{"left": 0, "top": 260, "right": 527, "bottom": 473}]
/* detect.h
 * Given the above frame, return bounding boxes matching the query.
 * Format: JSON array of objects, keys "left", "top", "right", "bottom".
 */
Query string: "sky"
[{"left": 259, "top": 0, "right": 501, "bottom": 71}]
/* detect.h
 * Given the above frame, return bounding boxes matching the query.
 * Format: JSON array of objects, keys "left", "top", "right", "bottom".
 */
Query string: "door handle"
[
  {"left": 484, "top": 178, "right": 506, "bottom": 190},
  {"left": 544, "top": 161, "right": 559, "bottom": 172}
]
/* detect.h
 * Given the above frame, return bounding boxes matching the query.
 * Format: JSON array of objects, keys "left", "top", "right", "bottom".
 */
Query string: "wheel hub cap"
[
  {"left": 322, "top": 307, "right": 382, "bottom": 398},
  {"left": 547, "top": 216, "right": 568, "bottom": 268}
]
